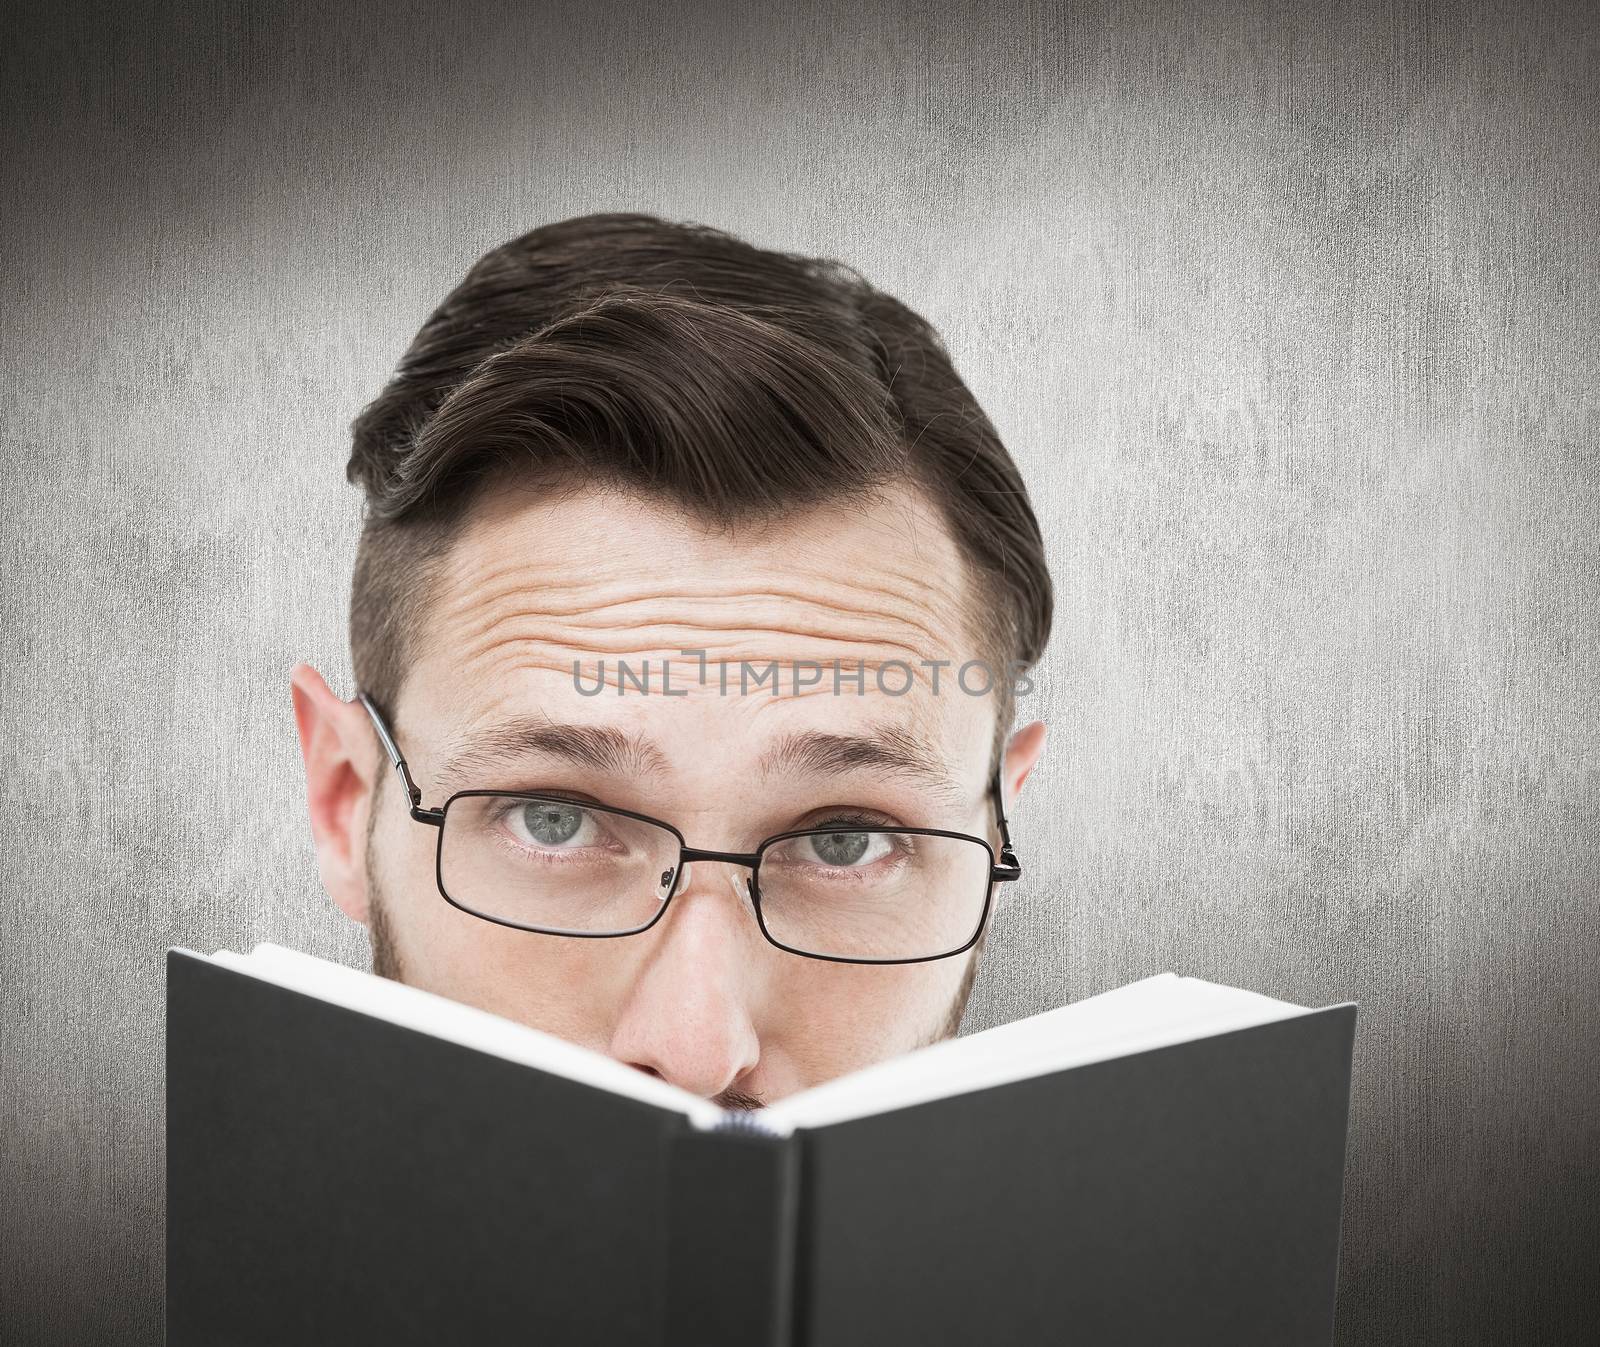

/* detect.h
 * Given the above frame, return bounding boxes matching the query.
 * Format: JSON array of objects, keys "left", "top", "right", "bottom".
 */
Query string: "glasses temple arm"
[
  {"left": 989, "top": 766, "right": 1022, "bottom": 880},
  {"left": 357, "top": 692, "right": 437, "bottom": 821}
]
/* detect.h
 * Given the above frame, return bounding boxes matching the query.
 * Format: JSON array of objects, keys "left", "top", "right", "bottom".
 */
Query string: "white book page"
[
  {"left": 764, "top": 975, "right": 1315, "bottom": 1131},
  {"left": 195, "top": 943, "right": 723, "bottom": 1130},
  {"left": 186, "top": 945, "right": 1317, "bottom": 1138}
]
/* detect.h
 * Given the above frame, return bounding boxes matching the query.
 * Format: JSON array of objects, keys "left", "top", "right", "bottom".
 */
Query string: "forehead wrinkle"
[
  {"left": 449, "top": 469, "right": 988, "bottom": 596},
  {"left": 444, "top": 575, "right": 966, "bottom": 636},
  {"left": 421, "top": 492, "right": 998, "bottom": 697},
  {"left": 451, "top": 595, "right": 947, "bottom": 652},
  {"left": 438, "top": 578, "right": 968, "bottom": 675},
  {"left": 437, "top": 518, "right": 972, "bottom": 620},
  {"left": 439, "top": 570, "right": 969, "bottom": 649},
  {"left": 454, "top": 616, "right": 945, "bottom": 672}
]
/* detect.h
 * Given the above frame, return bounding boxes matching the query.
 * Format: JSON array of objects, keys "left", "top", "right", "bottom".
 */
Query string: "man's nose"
[{"left": 606, "top": 861, "right": 763, "bottom": 1100}]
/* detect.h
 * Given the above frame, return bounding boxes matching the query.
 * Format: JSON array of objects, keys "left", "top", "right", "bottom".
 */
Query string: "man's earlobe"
[{"left": 289, "top": 663, "right": 375, "bottom": 926}]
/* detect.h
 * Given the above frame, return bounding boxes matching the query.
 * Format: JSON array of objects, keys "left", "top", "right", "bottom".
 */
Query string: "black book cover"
[
  {"left": 167, "top": 950, "right": 1356, "bottom": 1346},
  {"left": 793, "top": 1004, "right": 1357, "bottom": 1346}
]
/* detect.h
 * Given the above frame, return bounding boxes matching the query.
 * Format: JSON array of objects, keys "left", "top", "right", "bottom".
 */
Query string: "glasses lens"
[
  {"left": 439, "top": 794, "right": 681, "bottom": 934},
  {"left": 755, "top": 829, "right": 992, "bottom": 961}
]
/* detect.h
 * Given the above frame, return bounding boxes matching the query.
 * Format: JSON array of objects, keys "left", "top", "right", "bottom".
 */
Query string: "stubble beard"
[{"left": 365, "top": 800, "right": 407, "bottom": 984}]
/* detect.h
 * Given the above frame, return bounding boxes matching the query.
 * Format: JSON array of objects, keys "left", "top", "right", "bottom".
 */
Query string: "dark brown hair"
[{"left": 347, "top": 213, "right": 1052, "bottom": 758}]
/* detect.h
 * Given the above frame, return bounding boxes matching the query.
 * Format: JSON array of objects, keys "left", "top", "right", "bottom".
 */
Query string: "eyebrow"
[
  {"left": 756, "top": 725, "right": 964, "bottom": 808},
  {"left": 434, "top": 715, "right": 670, "bottom": 790},
  {"left": 431, "top": 716, "right": 962, "bottom": 805}
]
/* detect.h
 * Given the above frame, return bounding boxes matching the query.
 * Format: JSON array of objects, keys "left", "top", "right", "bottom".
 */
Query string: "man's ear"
[
  {"left": 1000, "top": 719, "right": 1047, "bottom": 811},
  {"left": 290, "top": 663, "right": 378, "bottom": 926}
]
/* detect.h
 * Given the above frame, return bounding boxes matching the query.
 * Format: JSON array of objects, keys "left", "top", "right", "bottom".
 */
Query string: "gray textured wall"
[{"left": 3, "top": 1, "right": 1596, "bottom": 1342}]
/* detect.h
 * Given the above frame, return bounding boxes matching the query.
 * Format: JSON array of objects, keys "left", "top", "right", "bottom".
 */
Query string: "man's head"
[{"left": 293, "top": 213, "right": 1052, "bottom": 1107}]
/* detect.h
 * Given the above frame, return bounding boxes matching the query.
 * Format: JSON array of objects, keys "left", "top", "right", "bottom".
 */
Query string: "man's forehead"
[
  {"left": 416, "top": 479, "right": 985, "bottom": 678},
  {"left": 389, "top": 480, "right": 1002, "bottom": 796}
]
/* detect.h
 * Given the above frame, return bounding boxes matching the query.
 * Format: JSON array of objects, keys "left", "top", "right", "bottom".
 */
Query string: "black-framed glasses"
[{"left": 357, "top": 693, "right": 1022, "bottom": 966}]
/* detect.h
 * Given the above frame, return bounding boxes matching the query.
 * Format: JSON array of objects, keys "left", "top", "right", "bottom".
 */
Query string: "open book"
[{"left": 166, "top": 945, "right": 1357, "bottom": 1347}]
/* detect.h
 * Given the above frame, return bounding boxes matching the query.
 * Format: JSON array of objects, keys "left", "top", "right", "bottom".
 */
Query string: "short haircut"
[{"left": 347, "top": 213, "right": 1052, "bottom": 765}]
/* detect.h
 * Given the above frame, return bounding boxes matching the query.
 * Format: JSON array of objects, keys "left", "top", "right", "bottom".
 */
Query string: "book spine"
[{"left": 661, "top": 1118, "right": 800, "bottom": 1347}]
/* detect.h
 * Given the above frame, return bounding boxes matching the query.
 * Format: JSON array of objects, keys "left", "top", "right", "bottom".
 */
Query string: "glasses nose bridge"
[
  {"left": 676, "top": 844, "right": 761, "bottom": 874},
  {"left": 669, "top": 845, "right": 761, "bottom": 909}
]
